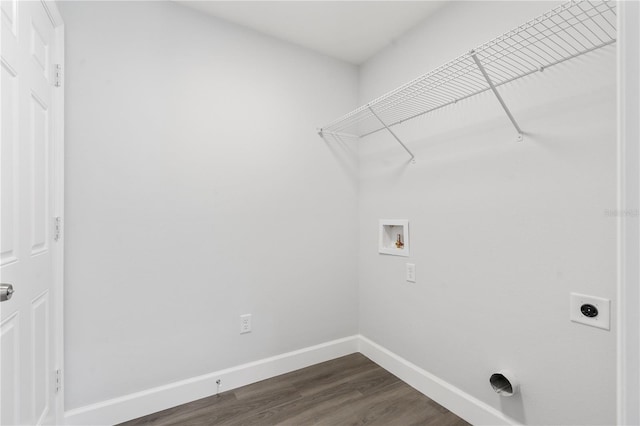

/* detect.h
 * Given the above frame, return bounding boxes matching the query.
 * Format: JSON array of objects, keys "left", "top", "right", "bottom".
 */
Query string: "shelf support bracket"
[
  {"left": 470, "top": 51, "right": 524, "bottom": 142},
  {"left": 368, "top": 106, "right": 416, "bottom": 163}
]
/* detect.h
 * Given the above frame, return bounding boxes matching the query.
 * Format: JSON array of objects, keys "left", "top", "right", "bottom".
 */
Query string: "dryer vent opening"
[{"left": 490, "top": 371, "right": 518, "bottom": 396}]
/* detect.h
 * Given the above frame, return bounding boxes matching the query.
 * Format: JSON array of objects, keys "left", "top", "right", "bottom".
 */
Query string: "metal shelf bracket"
[
  {"left": 368, "top": 106, "right": 416, "bottom": 163},
  {"left": 470, "top": 50, "right": 524, "bottom": 142}
]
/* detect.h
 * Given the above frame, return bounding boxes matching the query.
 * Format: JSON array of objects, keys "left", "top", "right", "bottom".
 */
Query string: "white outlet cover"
[
  {"left": 570, "top": 293, "right": 611, "bottom": 330},
  {"left": 406, "top": 263, "right": 416, "bottom": 283},
  {"left": 240, "top": 314, "right": 252, "bottom": 334}
]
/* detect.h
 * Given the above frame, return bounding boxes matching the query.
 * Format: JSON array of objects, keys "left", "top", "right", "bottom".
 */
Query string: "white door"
[{"left": 1, "top": 1, "right": 62, "bottom": 424}]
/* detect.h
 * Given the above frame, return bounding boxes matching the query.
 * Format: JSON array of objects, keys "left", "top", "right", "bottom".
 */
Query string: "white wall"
[
  {"left": 357, "top": 2, "right": 617, "bottom": 425},
  {"left": 59, "top": 0, "right": 359, "bottom": 411},
  {"left": 60, "top": 1, "right": 620, "bottom": 424}
]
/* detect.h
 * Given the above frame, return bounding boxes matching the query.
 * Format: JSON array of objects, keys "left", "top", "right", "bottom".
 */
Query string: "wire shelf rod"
[
  {"left": 370, "top": 59, "right": 484, "bottom": 118},
  {"left": 480, "top": 13, "right": 599, "bottom": 66},
  {"left": 323, "top": 48, "right": 476, "bottom": 129},
  {"left": 480, "top": 40, "right": 548, "bottom": 75},
  {"left": 585, "top": 5, "right": 615, "bottom": 32},
  {"left": 359, "top": 36, "right": 615, "bottom": 139},
  {"left": 318, "top": 0, "right": 616, "bottom": 151},
  {"left": 599, "top": 0, "right": 617, "bottom": 19},
  {"left": 332, "top": 65, "right": 475, "bottom": 131},
  {"left": 377, "top": 76, "right": 479, "bottom": 121},
  {"left": 543, "top": 15, "right": 590, "bottom": 51},
  {"left": 358, "top": 86, "right": 494, "bottom": 139},
  {"left": 568, "top": 5, "right": 607, "bottom": 43}
]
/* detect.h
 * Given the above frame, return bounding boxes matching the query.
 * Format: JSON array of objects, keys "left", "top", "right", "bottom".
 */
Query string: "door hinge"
[
  {"left": 54, "top": 217, "right": 62, "bottom": 242},
  {"left": 55, "top": 369, "right": 62, "bottom": 393},
  {"left": 54, "top": 64, "right": 62, "bottom": 87}
]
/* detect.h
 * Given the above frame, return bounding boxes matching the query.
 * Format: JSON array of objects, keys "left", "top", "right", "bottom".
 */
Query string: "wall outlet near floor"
[
  {"left": 240, "top": 314, "right": 252, "bottom": 334},
  {"left": 406, "top": 263, "right": 416, "bottom": 283},
  {"left": 570, "top": 293, "right": 611, "bottom": 330}
]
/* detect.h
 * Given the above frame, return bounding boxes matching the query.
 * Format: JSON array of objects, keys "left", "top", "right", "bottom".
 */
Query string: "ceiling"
[{"left": 177, "top": 1, "right": 446, "bottom": 65}]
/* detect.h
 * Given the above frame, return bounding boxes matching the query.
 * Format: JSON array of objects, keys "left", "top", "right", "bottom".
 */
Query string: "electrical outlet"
[
  {"left": 240, "top": 314, "right": 252, "bottom": 334},
  {"left": 570, "top": 293, "right": 611, "bottom": 330},
  {"left": 406, "top": 263, "right": 416, "bottom": 283}
]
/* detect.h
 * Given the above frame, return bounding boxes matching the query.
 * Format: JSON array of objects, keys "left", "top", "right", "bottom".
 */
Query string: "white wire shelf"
[{"left": 318, "top": 0, "right": 617, "bottom": 161}]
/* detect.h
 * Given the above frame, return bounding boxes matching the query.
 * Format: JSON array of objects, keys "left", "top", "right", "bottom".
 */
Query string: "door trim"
[
  {"left": 617, "top": 1, "right": 640, "bottom": 425},
  {"left": 40, "top": 0, "right": 65, "bottom": 423}
]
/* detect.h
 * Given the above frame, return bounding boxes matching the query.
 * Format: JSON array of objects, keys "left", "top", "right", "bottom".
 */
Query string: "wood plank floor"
[{"left": 118, "top": 353, "right": 470, "bottom": 426}]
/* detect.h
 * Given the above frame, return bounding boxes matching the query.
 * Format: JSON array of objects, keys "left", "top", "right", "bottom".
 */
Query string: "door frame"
[
  {"left": 617, "top": 1, "right": 639, "bottom": 425},
  {"left": 40, "top": 0, "right": 65, "bottom": 423}
]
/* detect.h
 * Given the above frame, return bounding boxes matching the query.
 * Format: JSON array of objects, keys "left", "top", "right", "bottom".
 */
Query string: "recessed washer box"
[{"left": 379, "top": 220, "right": 409, "bottom": 257}]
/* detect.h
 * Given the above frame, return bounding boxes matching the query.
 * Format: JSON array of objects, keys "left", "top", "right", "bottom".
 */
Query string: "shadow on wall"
[
  {"left": 500, "top": 393, "right": 526, "bottom": 425},
  {"left": 322, "top": 133, "right": 359, "bottom": 180}
]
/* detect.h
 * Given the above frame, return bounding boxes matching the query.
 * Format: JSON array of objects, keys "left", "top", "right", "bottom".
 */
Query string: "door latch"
[{"left": 1, "top": 283, "right": 15, "bottom": 302}]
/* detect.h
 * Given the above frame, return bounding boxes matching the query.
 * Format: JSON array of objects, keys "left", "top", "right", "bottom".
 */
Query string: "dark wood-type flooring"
[{"left": 119, "top": 353, "right": 470, "bottom": 426}]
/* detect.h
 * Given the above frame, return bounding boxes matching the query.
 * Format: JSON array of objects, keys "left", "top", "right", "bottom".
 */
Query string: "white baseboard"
[
  {"left": 358, "top": 335, "right": 518, "bottom": 426},
  {"left": 64, "top": 336, "right": 360, "bottom": 426},
  {"left": 65, "top": 335, "right": 516, "bottom": 426}
]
